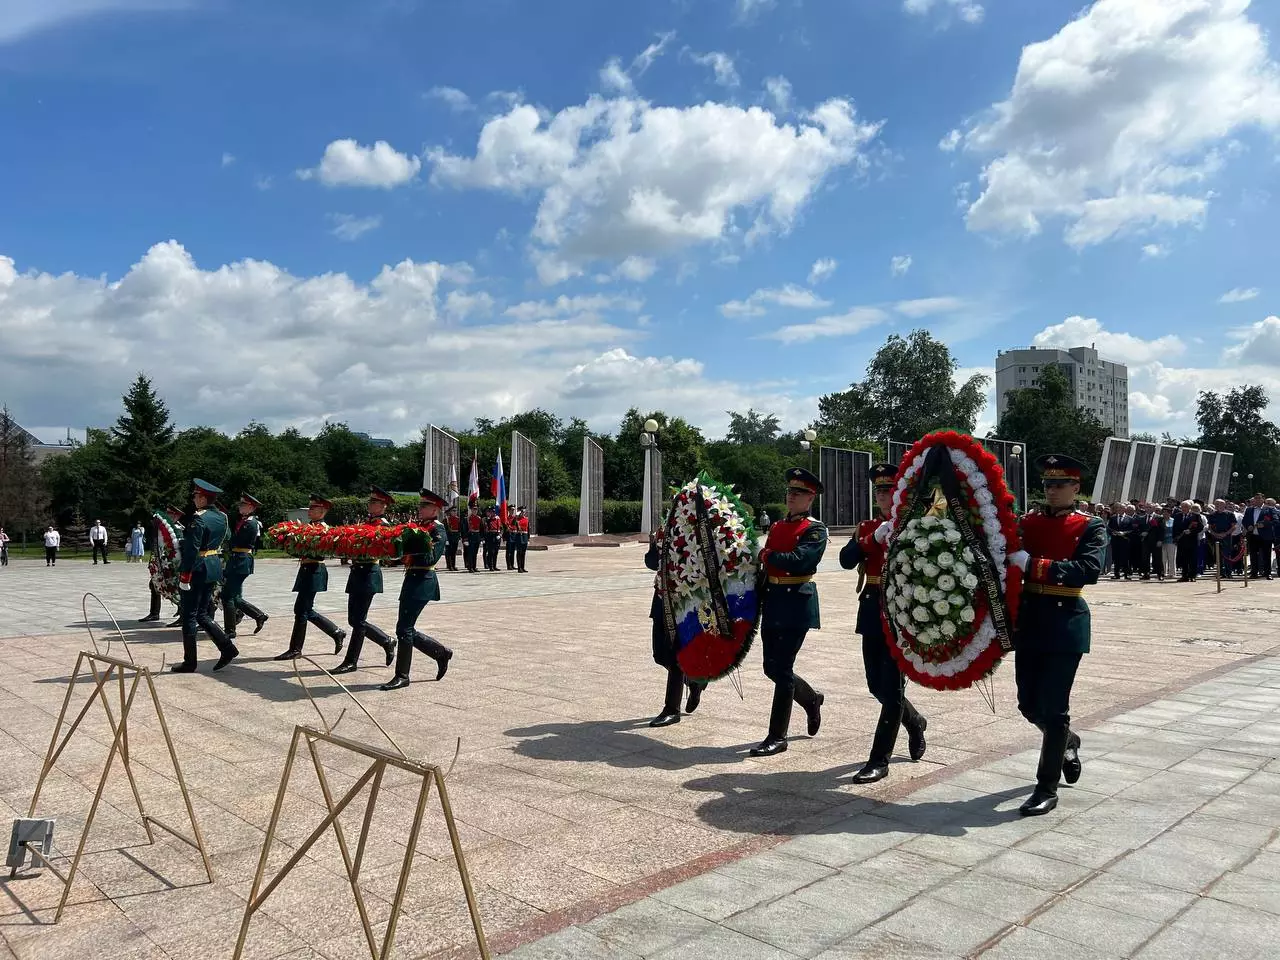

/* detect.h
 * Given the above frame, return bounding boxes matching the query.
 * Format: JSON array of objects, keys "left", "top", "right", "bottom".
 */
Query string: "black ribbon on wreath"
[
  {"left": 692, "top": 481, "right": 734, "bottom": 641},
  {"left": 899, "top": 444, "right": 1014, "bottom": 654}
]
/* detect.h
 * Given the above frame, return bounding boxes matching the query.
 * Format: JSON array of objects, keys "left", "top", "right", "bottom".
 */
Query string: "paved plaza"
[{"left": 0, "top": 547, "right": 1278, "bottom": 959}]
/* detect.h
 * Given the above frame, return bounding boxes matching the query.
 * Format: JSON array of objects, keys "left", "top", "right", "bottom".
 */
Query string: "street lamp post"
[
  {"left": 1010, "top": 444, "right": 1024, "bottom": 511},
  {"left": 640, "top": 418, "right": 660, "bottom": 534},
  {"left": 800, "top": 428, "right": 817, "bottom": 472}
]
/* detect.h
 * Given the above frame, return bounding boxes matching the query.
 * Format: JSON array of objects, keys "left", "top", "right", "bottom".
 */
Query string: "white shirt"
[
  {"left": 44, "top": 530, "right": 61, "bottom": 547},
  {"left": 90, "top": 524, "right": 107, "bottom": 542}
]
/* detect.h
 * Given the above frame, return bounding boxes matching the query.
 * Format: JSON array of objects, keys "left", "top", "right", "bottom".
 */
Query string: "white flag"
[{"left": 447, "top": 462, "right": 460, "bottom": 503}]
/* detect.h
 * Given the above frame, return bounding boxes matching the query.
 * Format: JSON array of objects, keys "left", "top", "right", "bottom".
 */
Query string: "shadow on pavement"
[{"left": 505, "top": 718, "right": 752, "bottom": 770}]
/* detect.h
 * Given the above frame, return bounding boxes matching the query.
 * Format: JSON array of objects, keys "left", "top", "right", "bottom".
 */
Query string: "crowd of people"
[{"left": 1086, "top": 495, "right": 1277, "bottom": 583}]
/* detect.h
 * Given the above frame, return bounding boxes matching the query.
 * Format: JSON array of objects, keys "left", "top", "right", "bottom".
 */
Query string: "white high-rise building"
[{"left": 995, "top": 344, "right": 1129, "bottom": 438}]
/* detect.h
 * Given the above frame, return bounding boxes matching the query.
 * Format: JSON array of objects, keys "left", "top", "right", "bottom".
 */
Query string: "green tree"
[
  {"left": 1195, "top": 385, "right": 1280, "bottom": 497},
  {"left": 314, "top": 422, "right": 373, "bottom": 494},
  {"left": 995, "top": 365, "right": 1110, "bottom": 485},
  {"left": 605, "top": 409, "right": 706, "bottom": 501},
  {"left": 703, "top": 441, "right": 787, "bottom": 512},
  {"left": 725, "top": 408, "right": 782, "bottom": 445},
  {"left": 816, "top": 330, "right": 989, "bottom": 444},
  {"left": 0, "top": 407, "right": 43, "bottom": 533},
  {"left": 105, "top": 374, "right": 176, "bottom": 528},
  {"left": 41, "top": 432, "right": 114, "bottom": 529}
]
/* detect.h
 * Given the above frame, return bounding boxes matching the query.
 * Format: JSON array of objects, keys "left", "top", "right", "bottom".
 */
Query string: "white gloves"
[
  {"left": 178, "top": 580, "right": 191, "bottom": 591},
  {"left": 1008, "top": 550, "right": 1030, "bottom": 571},
  {"left": 873, "top": 521, "right": 892, "bottom": 544}
]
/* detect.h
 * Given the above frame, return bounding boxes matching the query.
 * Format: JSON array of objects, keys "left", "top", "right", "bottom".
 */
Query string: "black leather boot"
[
  {"left": 307, "top": 611, "right": 347, "bottom": 654},
  {"left": 750, "top": 685, "right": 793, "bottom": 756},
  {"left": 239, "top": 600, "right": 269, "bottom": 634},
  {"left": 794, "top": 675, "right": 823, "bottom": 736},
  {"left": 379, "top": 636, "right": 413, "bottom": 690},
  {"left": 275, "top": 616, "right": 307, "bottom": 660},
  {"left": 685, "top": 680, "right": 703, "bottom": 714},
  {"left": 366, "top": 622, "right": 396, "bottom": 666},
  {"left": 222, "top": 600, "right": 238, "bottom": 640},
  {"left": 905, "top": 702, "right": 928, "bottom": 761},
  {"left": 140, "top": 591, "right": 162, "bottom": 622},
  {"left": 852, "top": 703, "right": 902, "bottom": 784},
  {"left": 1021, "top": 724, "right": 1069, "bottom": 816},
  {"left": 170, "top": 628, "right": 199, "bottom": 673},
  {"left": 650, "top": 668, "right": 684, "bottom": 727},
  {"left": 413, "top": 631, "right": 453, "bottom": 680},
  {"left": 333, "top": 626, "right": 364, "bottom": 674},
  {"left": 1063, "top": 729, "right": 1082, "bottom": 784}
]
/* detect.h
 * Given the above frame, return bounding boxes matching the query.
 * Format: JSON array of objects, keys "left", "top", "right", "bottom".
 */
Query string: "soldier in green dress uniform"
[
  {"left": 751, "top": 467, "right": 827, "bottom": 757},
  {"left": 222, "top": 493, "right": 269, "bottom": 638},
  {"left": 334, "top": 486, "right": 397, "bottom": 673},
  {"left": 275, "top": 494, "right": 348, "bottom": 661},
  {"left": 172, "top": 479, "right": 238, "bottom": 673},
  {"left": 1007, "top": 454, "right": 1107, "bottom": 816},
  {"left": 380, "top": 489, "right": 454, "bottom": 691}
]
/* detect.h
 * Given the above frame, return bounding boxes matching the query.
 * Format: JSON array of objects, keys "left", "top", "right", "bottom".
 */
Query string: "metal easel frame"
[
  {"left": 14, "top": 647, "right": 214, "bottom": 921},
  {"left": 233, "top": 656, "right": 490, "bottom": 960}
]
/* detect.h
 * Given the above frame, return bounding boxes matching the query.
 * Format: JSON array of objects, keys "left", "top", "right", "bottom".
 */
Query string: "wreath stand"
[
  {"left": 7, "top": 594, "right": 213, "bottom": 922},
  {"left": 233, "top": 656, "right": 490, "bottom": 960}
]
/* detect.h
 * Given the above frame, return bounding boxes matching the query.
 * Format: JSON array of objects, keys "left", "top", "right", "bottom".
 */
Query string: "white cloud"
[
  {"left": 600, "top": 31, "right": 676, "bottom": 95},
  {"left": 893, "top": 296, "right": 965, "bottom": 319},
  {"left": 720, "top": 284, "right": 832, "bottom": 318},
  {"left": 0, "top": 0, "right": 187, "bottom": 44},
  {"left": 327, "top": 213, "right": 382, "bottom": 241},
  {"left": 425, "top": 86, "right": 473, "bottom": 112},
  {"left": 430, "top": 94, "right": 882, "bottom": 282},
  {"left": 1141, "top": 243, "right": 1169, "bottom": 259},
  {"left": 807, "top": 258, "right": 838, "bottom": 284},
  {"left": 737, "top": 0, "right": 775, "bottom": 21},
  {"left": 890, "top": 254, "right": 913, "bottom": 276},
  {"left": 1220, "top": 286, "right": 1260, "bottom": 303},
  {"left": 903, "top": 0, "right": 985, "bottom": 26},
  {"left": 444, "top": 289, "right": 495, "bottom": 320},
  {"left": 691, "top": 51, "right": 740, "bottom": 88},
  {"left": 221, "top": 152, "right": 236, "bottom": 167},
  {"left": 954, "top": 0, "right": 1280, "bottom": 248},
  {"left": 764, "top": 76, "right": 793, "bottom": 113},
  {"left": 1223, "top": 315, "right": 1280, "bottom": 364},
  {"left": 764, "top": 307, "right": 888, "bottom": 344},
  {"left": 599, "top": 58, "right": 634, "bottom": 95},
  {"left": 299, "top": 139, "right": 421, "bottom": 189},
  {"left": 633, "top": 31, "right": 675, "bottom": 75},
  {"left": 938, "top": 129, "right": 962, "bottom": 152},
  {"left": 503, "top": 294, "right": 644, "bottom": 322},
  {"left": 0, "top": 242, "right": 813, "bottom": 438},
  {"left": 615, "top": 256, "right": 657, "bottom": 282},
  {"left": 1032, "top": 315, "right": 1185, "bottom": 365}
]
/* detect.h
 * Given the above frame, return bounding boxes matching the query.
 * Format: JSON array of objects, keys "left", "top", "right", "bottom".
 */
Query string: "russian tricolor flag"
[{"left": 492, "top": 451, "right": 508, "bottom": 525}]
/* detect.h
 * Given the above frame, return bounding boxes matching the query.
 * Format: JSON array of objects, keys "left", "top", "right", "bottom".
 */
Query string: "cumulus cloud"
[
  {"left": 890, "top": 254, "right": 912, "bottom": 276},
  {"left": 807, "top": 258, "right": 838, "bottom": 284},
  {"left": 1223, "top": 315, "right": 1280, "bottom": 364},
  {"left": 299, "top": 139, "right": 421, "bottom": 188},
  {"left": 764, "top": 76, "right": 793, "bottom": 113},
  {"left": 503, "top": 294, "right": 644, "bottom": 322},
  {"left": 764, "top": 307, "right": 888, "bottom": 344},
  {"left": 903, "top": 0, "right": 985, "bottom": 25},
  {"left": 1141, "top": 243, "right": 1169, "bottom": 259},
  {"left": 953, "top": 0, "right": 1280, "bottom": 247},
  {"left": 691, "top": 51, "right": 740, "bottom": 88},
  {"left": 0, "top": 0, "right": 187, "bottom": 44},
  {"left": 327, "top": 213, "right": 382, "bottom": 241},
  {"left": 0, "top": 243, "right": 812, "bottom": 438},
  {"left": 1032, "top": 315, "right": 1185, "bottom": 365},
  {"left": 1220, "top": 287, "right": 1260, "bottom": 303},
  {"left": 425, "top": 86, "right": 473, "bottom": 112},
  {"left": 430, "top": 94, "right": 882, "bottom": 283},
  {"left": 720, "top": 284, "right": 832, "bottom": 318}
]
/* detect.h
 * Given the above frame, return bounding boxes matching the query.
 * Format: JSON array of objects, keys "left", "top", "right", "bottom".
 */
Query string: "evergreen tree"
[
  {"left": 0, "top": 406, "right": 43, "bottom": 533},
  {"left": 106, "top": 374, "right": 176, "bottom": 527}
]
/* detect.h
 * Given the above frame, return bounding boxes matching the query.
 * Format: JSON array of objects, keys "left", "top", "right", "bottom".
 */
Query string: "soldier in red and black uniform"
[
  {"left": 1007, "top": 453, "right": 1107, "bottom": 816},
  {"left": 484, "top": 508, "right": 503, "bottom": 571},
  {"left": 444, "top": 507, "right": 462, "bottom": 571},
  {"left": 752, "top": 467, "right": 827, "bottom": 757},
  {"left": 839, "top": 463, "right": 927, "bottom": 784},
  {"left": 515, "top": 507, "right": 530, "bottom": 573},
  {"left": 464, "top": 507, "right": 483, "bottom": 572}
]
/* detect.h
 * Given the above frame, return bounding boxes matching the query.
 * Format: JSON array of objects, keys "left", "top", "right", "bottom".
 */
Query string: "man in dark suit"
[
  {"left": 1106, "top": 503, "right": 1132, "bottom": 579},
  {"left": 1243, "top": 494, "right": 1275, "bottom": 580}
]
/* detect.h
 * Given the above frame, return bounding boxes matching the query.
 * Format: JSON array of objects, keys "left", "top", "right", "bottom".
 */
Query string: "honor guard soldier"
[
  {"left": 515, "top": 506, "right": 530, "bottom": 573},
  {"left": 839, "top": 463, "right": 927, "bottom": 783},
  {"left": 222, "top": 493, "right": 269, "bottom": 638},
  {"left": 444, "top": 506, "right": 462, "bottom": 571},
  {"left": 335, "top": 486, "right": 398, "bottom": 673},
  {"left": 484, "top": 508, "right": 502, "bottom": 570},
  {"left": 172, "top": 479, "right": 238, "bottom": 673},
  {"left": 380, "top": 489, "right": 454, "bottom": 690},
  {"left": 752, "top": 467, "right": 827, "bottom": 757},
  {"left": 645, "top": 529, "right": 705, "bottom": 726},
  {"left": 504, "top": 510, "right": 518, "bottom": 570},
  {"left": 276, "top": 494, "right": 348, "bottom": 661},
  {"left": 1006, "top": 454, "right": 1106, "bottom": 816},
  {"left": 464, "top": 507, "right": 483, "bottom": 572}
]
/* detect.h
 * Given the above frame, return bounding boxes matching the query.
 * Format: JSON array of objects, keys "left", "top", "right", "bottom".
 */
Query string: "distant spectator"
[
  {"left": 0, "top": 526, "right": 9, "bottom": 566},
  {"left": 89, "top": 519, "right": 110, "bottom": 564},
  {"left": 758, "top": 510, "right": 771, "bottom": 532},
  {"left": 128, "top": 522, "right": 146, "bottom": 563},
  {"left": 43, "top": 526, "right": 61, "bottom": 566}
]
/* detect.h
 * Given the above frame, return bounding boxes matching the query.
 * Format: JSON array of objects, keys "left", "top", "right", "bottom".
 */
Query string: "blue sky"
[{"left": 2, "top": 0, "right": 1278, "bottom": 443}]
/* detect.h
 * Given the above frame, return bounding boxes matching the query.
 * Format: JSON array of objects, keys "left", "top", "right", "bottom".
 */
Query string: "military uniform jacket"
[
  {"left": 346, "top": 514, "right": 388, "bottom": 595},
  {"left": 466, "top": 514, "right": 483, "bottom": 539},
  {"left": 399, "top": 520, "right": 447, "bottom": 606},
  {"left": 838, "top": 519, "right": 886, "bottom": 637},
  {"left": 178, "top": 508, "right": 228, "bottom": 586},
  {"left": 1014, "top": 510, "right": 1106, "bottom": 655},
  {"left": 760, "top": 514, "right": 828, "bottom": 630},
  {"left": 292, "top": 523, "right": 330, "bottom": 594},
  {"left": 446, "top": 515, "right": 461, "bottom": 540},
  {"left": 225, "top": 515, "right": 262, "bottom": 577},
  {"left": 644, "top": 539, "right": 664, "bottom": 620},
  {"left": 517, "top": 515, "right": 530, "bottom": 545}
]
